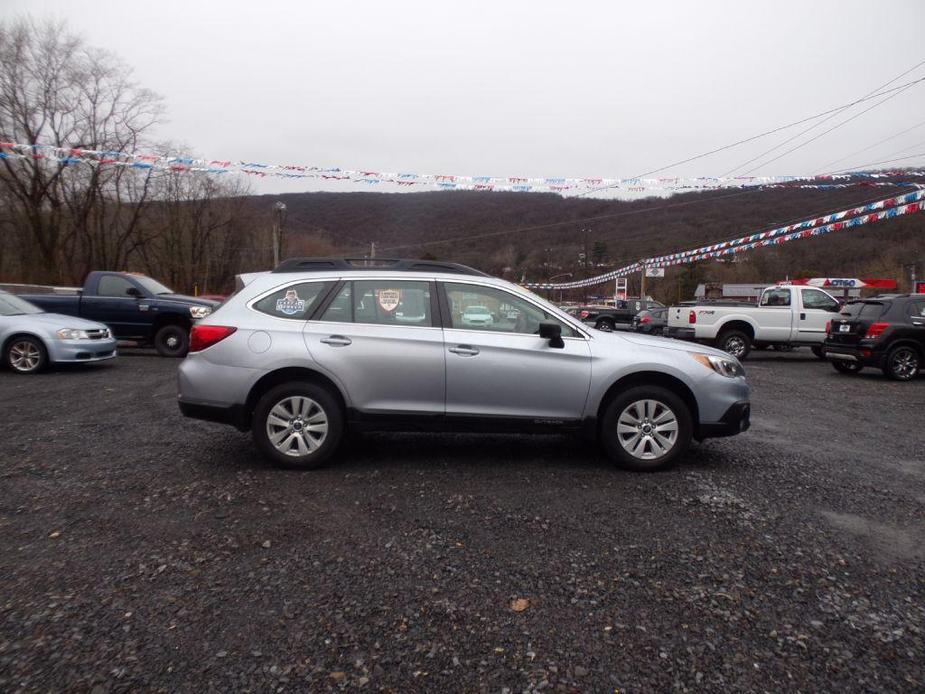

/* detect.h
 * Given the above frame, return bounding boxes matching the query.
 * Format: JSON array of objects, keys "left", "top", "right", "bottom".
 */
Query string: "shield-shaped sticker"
[{"left": 377, "top": 289, "right": 401, "bottom": 313}]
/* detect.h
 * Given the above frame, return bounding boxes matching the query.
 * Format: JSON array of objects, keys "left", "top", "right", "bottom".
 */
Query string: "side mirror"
[
  {"left": 539, "top": 321, "right": 565, "bottom": 349},
  {"left": 126, "top": 287, "right": 142, "bottom": 298}
]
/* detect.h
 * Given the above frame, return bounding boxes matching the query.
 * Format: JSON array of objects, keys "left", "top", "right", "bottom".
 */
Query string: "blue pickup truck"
[{"left": 21, "top": 272, "right": 219, "bottom": 357}]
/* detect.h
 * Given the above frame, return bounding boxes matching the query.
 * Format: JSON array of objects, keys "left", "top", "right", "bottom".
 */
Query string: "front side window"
[
  {"left": 443, "top": 282, "right": 578, "bottom": 336},
  {"left": 760, "top": 288, "right": 791, "bottom": 307},
  {"left": 802, "top": 288, "right": 839, "bottom": 311},
  {"left": 253, "top": 281, "right": 332, "bottom": 320},
  {"left": 98, "top": 275, "right": 137, "bottom": 297}
]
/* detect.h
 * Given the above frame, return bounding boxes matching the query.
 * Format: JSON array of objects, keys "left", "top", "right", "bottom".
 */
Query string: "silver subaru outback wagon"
[{"left": 177, "top": 258, "right": 750, "bottom": 471}]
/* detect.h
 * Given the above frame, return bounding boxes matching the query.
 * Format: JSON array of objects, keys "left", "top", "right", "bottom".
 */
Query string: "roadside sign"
[
  {"left": 615, "top": 277, "right": 627, "bottom": 301},
  {"left": 916, "top": 280, "right": 925, "bottom": 294},
  {"left": 645, "top": 267, "right": 665, "bottom": 278}
]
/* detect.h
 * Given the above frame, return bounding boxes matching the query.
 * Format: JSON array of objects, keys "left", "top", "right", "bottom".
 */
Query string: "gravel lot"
[{"left": 1, "top": 349, "right": 923, "bottom": 692}]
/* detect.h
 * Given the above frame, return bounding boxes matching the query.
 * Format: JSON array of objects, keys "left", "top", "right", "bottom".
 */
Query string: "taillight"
[
  {"left": 641, "top": 315, "right": 651, "bottom": 324},
  {"left": 579, "top": 310, "right": 589, "bottom": 319},
  {"left": 864, "top": 322, "right": 889, "bottom": 339},
  {"left": 190, "top": 325, "right": 237, "bottom": 352},
  {"left": 825, "top": 320, "right": 831, "bottom": 333},
  {"left": 688, "top": 310, "right": 697, "bottom": 324}
]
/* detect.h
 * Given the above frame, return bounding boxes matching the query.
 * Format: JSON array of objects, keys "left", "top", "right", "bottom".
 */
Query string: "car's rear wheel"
[
  {"left": 253, "top": 382, "right": 344, "bottom": 469},
  {"left": 717, "top": 330, "right": 751, "bottom": 360},
  {"left": 831, "top": 360, "right": 863, "bottom": 375},
  {"left": 154, "top": 324, "right": 189, "bottom": 357},
  {"left": 882, "top": 345, "right": 920, "bottom": 381},
  {"left": 6, "top": 336, "right": 47, "bottom": 374},
  {"left": 595, "top": 318, "right": 615, "bottom": 332},
  {"left": 600, "top": 386, "right": 692, "bottom": 472}
]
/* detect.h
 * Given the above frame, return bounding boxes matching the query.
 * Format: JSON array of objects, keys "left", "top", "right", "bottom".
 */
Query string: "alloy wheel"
[
  {"left": 723, "top": 336, "right": 747, "bottom": 358},
  {"left": 616, "top": 399, "right": 679, "bottom": 460},
  {"left": 891, "top": 348, "right": 919, "bottom": 380},
  {"left": 265, "top": 395, "right": 329, "bottom": 457},
  {"left": 9, "top": 340, "right": 42, "bottom": 372}
]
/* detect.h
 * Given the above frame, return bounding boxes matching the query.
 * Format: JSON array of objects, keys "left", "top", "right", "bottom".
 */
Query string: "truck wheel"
[
  {"left": 811, "top": 345, "right": 826, "bottom": 360},
  {"left": 253, "top": 382, "right": 344, "bottom": 469},
  {"left": 717, "top": 330, "right": 751, "bottom": 360},
  {"left": 595, "top": 318, "right": 615, "bottom": 332},
  {"left": 882, "top": 345, "right": 920, "bottom": 381},
  {"left": 6, "top": 335, "right": 47, "bottom": 374},
  {"left": 832, "top": 360, "right": 862, "bottom": 375},
  {"left": 154, "top": 325, "right": 189, "bottom": 357},
  {"left": 600, "top": 385, "right": 692, "bottom": 472}
]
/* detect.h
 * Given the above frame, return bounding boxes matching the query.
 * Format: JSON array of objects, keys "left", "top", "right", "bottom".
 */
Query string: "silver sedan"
[{"left": 0, "top": 291, "right": 117, "bottom": 374}]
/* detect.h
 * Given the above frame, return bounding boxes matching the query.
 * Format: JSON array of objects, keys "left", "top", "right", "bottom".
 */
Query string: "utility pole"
[
  {"left": 640, "top": 262, "right": 647, "bottom": 301},
  {"left": 370, "top": 241, "right": 376, "bottom": 258},
  {"left": 271, "top": 201, "right": 287, "bottom": 266}
]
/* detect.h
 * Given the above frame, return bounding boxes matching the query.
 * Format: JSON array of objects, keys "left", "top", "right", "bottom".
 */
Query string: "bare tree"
[{"left": 0, "top": 18, "right": 164, "bottom": 282}]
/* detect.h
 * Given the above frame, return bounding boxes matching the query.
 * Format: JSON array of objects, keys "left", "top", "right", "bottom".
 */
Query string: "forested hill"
[{"left": 253, "top": 183, "right": 924, "bottom": 300}]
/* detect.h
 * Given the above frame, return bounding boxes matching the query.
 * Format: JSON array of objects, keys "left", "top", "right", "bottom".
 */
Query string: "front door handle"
[
  {"left": 449, "top": 345, "right": 479, "bottom": 356},
  {"left": 800, "top": 312, "right": 806, "bottom": 320},
  {"left": 320, "top": 335, "right": 352, "bottom": 347}
]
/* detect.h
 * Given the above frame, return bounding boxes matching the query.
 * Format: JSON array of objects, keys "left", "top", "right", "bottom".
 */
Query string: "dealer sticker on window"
[
  {"left": 276, "top": 289, "right": 306, "bottom": 316},
  {"left": 377, "top": 289, "right": 401, "bottom": 313}
]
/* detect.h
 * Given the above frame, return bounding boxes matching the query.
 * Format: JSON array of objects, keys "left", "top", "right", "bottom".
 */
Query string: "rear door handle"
[
  {"left": 449, "top": 345, "right": 479, "bottom": 356},
  {"left": 320, "top": 335, "right": 352, "bottom": 346}
]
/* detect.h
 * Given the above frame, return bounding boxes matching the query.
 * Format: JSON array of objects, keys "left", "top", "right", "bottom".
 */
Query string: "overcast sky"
[{"left": 3, "top": 0, "right": 925, "bottom": 196}]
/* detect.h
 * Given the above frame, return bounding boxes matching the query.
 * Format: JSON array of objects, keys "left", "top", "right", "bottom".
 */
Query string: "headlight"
[
  {"left": 691, "top": 353, "right": 745, "bottom": 378},
  {"left": 57, "top": 328, "right": 90, "bottom": 340},
  {"left": 190, "top": 306, "right": 212, "bottom": 319}
]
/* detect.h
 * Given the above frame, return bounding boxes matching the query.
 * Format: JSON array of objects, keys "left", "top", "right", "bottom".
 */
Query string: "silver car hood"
[{"left": 605, "top": 331, "right": 733, "bottom": 360}]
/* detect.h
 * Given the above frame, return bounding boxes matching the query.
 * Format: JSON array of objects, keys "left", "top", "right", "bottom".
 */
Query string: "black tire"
[
  {"left": 5, "top": 335, "right": 48, "bottom": 374},
  {"left": 811, "top": 345, "right": 826, "bottom": 360},
  {"left": 600, "top": 385, "right": 693, "bottom": 472},
  {"left": 882, "top": 345, "right": 920, "bottom": 381},
  {"left": 154, "top": 324, "right": 189, "bottom": 357},
  {"left": 595, "top": 318, "right": 615, "bottom": 332},
  {"left": 252, "top": 381, "right": 344, "bottom": 469},
  {"left": 831, "top": 360, "right": 863, "bottom": 375},
  {"left": 717, "top": 330, "right": 751, "bottom": 360}
]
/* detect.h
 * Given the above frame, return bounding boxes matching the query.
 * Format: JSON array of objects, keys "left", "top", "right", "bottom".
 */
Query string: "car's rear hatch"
[{"left": 826, "top": 300, "right": 890, "bottom": 348}]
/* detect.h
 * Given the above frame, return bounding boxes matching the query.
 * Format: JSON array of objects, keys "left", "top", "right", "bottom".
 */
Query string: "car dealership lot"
[{"left": 0, "top": 352, "right": 922, "bottom": 692}]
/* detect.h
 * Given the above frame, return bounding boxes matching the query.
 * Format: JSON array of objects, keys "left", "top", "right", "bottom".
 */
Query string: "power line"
[
  {"left": 816, "top": 116, "right": 925, "bottom": 172},
  {"left": 721, "top": 59, "right": 925, "bottom": 177},
  {"left": 824, "top": 150, "right": 925, "bottom": 175},
  {"left": 738, "top": 81, "right": 921, "bottom": 176},
  {"left": 574, "top": 76, "right": 925, "bottom": 198}
]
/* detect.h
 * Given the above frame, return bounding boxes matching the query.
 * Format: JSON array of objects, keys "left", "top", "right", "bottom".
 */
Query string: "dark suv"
[{"left": 824, "top": 295, "right": 925, "bottom": 380}]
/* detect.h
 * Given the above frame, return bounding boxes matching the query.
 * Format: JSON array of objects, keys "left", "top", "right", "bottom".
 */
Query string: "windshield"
[
  {"left": 0, "top": 292, "right": 43, "bottom": 316},
  {"left": 133, "top": 275, "right": 174, "bottom": 295}
]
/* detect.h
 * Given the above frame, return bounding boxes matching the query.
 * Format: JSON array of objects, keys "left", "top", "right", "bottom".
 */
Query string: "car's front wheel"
[
  {"left": 831, "top": 360, "right": 863, "bottom": 375},
  {"left": 253, "top": 382, "right": 344, "bottom": 469},
  {"left": 154, "top": 324, "right": 189, "bottom": 357},
  {"left": 6, "top": 335, "right": 47, "bottom": 374},
  {"left": 600, "top": 386, "right": 692, "bottom": 472},
  {"left": 882, "top": 345, "right": 920, "bottom": 381}
]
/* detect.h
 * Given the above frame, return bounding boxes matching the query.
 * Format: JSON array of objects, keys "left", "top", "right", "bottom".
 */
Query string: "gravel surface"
[{"left": 1, "top": 349, "right": 923, "bottom": 692}]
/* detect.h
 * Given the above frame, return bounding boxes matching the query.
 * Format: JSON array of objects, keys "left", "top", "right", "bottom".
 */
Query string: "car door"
[
  {"left": 79, "top": 274, "right": 151, "bottom": 338},
  {"left": 303, "top": 279, "right": 446, "bottom": 415},
  {"left": 440, "top": 281, "right": 592, "bottom": 421},
  {"left": 795, "top": 287, "right": 839, "bottom": 342}
]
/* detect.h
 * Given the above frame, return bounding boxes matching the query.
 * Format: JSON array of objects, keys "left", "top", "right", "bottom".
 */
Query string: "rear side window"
[
  {"left": 760, "top": 288, "right": 791, "bottom": 306},
  {"left": 908, "top": 301, "right": 925, "bottom": 318},
  {"left": 253, "top": 282, "right": 332, "bottom": 320},
  {"left": 319, "top": 280, "right": 433, "bottom": 327}
]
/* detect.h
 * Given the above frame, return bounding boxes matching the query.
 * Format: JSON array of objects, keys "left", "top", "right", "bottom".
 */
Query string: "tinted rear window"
[{"left": 841, "top": 301, "right": 887, "bottom": 320}]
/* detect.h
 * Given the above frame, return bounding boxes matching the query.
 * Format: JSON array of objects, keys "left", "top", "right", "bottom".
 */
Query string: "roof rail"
[{"left": 271, "top": 257, "right": 490, "bottom": 277}]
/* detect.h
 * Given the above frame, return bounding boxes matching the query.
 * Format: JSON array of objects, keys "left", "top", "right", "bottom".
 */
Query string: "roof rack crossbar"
[{"left": 271, "top": 257, "right": 489, "bottom": 276}]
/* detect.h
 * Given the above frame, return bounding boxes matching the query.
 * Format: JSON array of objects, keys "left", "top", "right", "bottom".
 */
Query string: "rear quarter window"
[{"left": 252, "top": 282, "right": 333, "bottom": 320}]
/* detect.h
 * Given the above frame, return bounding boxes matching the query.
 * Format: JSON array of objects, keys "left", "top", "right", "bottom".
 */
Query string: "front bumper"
[
  {"left": 48, "top": 338, "right": 118, "bottom": 363},
  {"left": 696, "top": 401, "right": 750, "bottom": 439}
]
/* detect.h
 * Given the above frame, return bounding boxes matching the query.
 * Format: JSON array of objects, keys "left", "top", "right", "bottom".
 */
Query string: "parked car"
[
  {"left": 20, "top": 272, "right": 219, "bottom": 357},
  {"left": 0, "top": 290, "right": 117, "bottom": 374},
  {"left": 824, "top": 294, "right": 925, "bottom": 380},
  {"left": 460, "top": 304, "right": 494, "bottom": 328},
  {"left": 579, "top": 299, "right": 665, "bottom": 332},
  {"left": 177, "top": 257, "right": 750, "bottom": 472},
  {"left": 666, "top": 284, "right": 840, "bottom": 360},
  {"left": 632, "top": 307, "right": 668, "bottom": 335}
]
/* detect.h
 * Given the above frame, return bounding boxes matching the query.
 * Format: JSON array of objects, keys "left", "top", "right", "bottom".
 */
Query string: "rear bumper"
[
  {"left": 666, "top": 326, "right": 697, "bottom": 341},
  {"left": 178, "top": 400, "right": 250, "bottom": 431},
  {"left": 697, "top": 401, "right": 750, "bottom": 439},
  {"left": 823, "top": 342, "right": 883, "bottom": 367}
]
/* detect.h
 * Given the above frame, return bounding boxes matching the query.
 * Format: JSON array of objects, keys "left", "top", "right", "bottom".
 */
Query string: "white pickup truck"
[{"left": 666, "top": 284, "right": 842, "bottom": 360}]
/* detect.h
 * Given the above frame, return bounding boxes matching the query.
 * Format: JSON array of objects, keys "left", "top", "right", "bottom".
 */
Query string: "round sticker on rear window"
[
  {"left": 276, "top": 289, "right": 306, "bottom": 316},
  {"left": 377, "top": 289, "right": 401, "bottom": 313}
]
